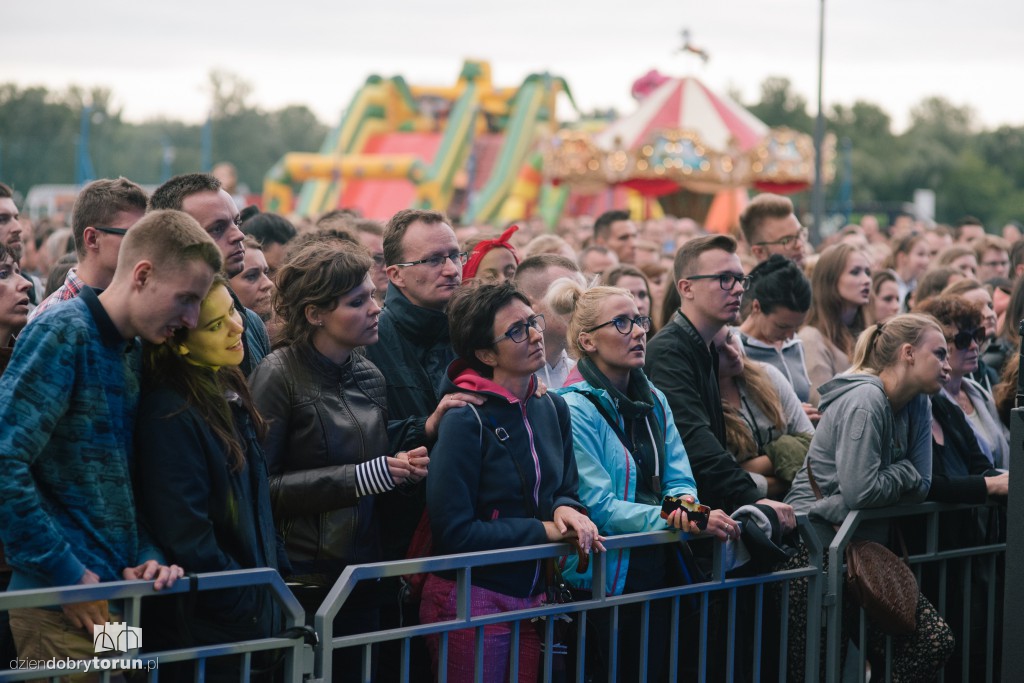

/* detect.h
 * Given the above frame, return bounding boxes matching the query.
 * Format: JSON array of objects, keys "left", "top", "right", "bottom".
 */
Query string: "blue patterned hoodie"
[{"left": 0, "top": 287, "right": 160, "bottom": 591}]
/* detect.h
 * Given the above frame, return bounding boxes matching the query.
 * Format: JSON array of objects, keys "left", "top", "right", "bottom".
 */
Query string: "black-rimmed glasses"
[
  {"left": 493, "top": 314, "right": 546, "bottom": 344},
  {"left": 684, "top": 272, "right": 751, "bottom": 291},
  {"left": 950, "top": 327, "right": 985, "bottom": 350},
  {"left": 94, "top": 226, "right": 129, "bottom": 236},
  {"left": 394, "top": 251, "right": 468, "bottom": 269},
  {"left": 585, "top": 315, "right": 652, "bottom": 335},
  {"left": 753, "top": 227, "right": 808, "bottom": 248}
]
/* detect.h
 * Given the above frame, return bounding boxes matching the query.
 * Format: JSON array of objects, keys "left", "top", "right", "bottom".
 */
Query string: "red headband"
[{"left": 463, "top": 225, "right": 520, "bottom": 280}]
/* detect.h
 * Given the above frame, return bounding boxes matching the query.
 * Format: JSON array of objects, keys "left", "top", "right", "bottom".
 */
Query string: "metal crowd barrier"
[
  {"left": 314, "top": 517, "right": 824, "bottom": 683},
  {"left": 0, "top": 502, "right": 1004, "bottom": 683},
  {"left": 0, "top": 568, "right": 309, "bottom": 682},
  {"left": 824, "top": 502, "right": 1005, "bottom": 683}
]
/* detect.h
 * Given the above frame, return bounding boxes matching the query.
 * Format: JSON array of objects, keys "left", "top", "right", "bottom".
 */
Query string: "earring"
[{"left": 317, "top": 321, "right": 324, "bottom": 327}]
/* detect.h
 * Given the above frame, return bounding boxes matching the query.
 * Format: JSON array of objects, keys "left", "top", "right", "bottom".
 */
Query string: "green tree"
[
  {"left": 745, "top": 77, "right": 813, "bottom": 133},
  {"left": 0, "top": 85, "right": 78, "bottom": 190}
]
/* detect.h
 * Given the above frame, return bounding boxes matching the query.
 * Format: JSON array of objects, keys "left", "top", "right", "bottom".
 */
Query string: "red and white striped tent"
[
  {"left": 594, "top": 76, "right": 769, "bottom": 154},
  {"left": 543, "top": 73, "right": 823, "bottom": 224}
]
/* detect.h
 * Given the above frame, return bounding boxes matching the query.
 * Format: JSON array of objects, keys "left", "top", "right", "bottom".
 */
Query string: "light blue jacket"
[{"left": 557, "top": 373, "right": 700, "bottom": 596}]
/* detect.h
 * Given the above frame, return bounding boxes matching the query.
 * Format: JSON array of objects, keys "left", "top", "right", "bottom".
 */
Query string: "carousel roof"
[
  {"left": 594, "top": 76, "right": 768, "bottom": 153},
  {"left": 545, "top": 73, "right": 829, "bottom": 196}
]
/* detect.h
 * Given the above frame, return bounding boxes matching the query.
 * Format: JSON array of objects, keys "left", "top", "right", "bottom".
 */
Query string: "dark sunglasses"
[{"left": 950, "top": 327, "right": 985, "bottom": 350}]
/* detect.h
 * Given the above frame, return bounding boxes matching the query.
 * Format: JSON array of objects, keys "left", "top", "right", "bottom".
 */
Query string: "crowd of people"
[{"left": 0, "top": 176, "right": 1015, "bottom": 681}]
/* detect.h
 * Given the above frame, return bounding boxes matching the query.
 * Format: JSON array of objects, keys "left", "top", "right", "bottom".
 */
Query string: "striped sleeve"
[{"left": 354, "top": 456, "right": 397, "bottom": 497}]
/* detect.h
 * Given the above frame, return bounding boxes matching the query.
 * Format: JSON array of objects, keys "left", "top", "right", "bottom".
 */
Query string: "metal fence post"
[{"left": 1002, "top": 328, "right": 1024, "bottom": 678}]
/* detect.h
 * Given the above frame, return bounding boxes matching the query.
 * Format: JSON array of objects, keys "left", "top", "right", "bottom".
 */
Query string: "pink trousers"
[{"left": 419, "top": 574, "right": 544, "bottom": 683}]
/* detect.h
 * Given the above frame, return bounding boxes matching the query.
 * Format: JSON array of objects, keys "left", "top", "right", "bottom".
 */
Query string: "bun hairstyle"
[
  {"left": 743, "top": 254, "right": 811, "bottom": 317},
  {"left": 849, "top": 312, "right": 943, "bottom": 374},
  {"left": 546, "top": 279, "right": 633, "bottom": 359}
]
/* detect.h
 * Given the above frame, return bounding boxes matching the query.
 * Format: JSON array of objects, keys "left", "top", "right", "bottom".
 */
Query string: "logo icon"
[{"left": 93, "top": 622, "right": 142, "bottom": 653}]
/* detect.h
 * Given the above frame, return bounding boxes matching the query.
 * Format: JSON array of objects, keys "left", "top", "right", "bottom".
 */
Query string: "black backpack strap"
[{"left": 576, "top": 391, "right": 633, "bottom": 453}]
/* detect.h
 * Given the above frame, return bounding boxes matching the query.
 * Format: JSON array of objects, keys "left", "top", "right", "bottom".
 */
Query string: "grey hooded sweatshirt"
[{"left": 785, "top": 374, "right": 932, "bottom": 546}]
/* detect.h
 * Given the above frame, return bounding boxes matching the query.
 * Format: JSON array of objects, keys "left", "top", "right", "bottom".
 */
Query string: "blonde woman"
[
  {"left": 549, "top": 279, "right": 733, "bottom": 681},
  {"left": 713, "top": 327, "right": 814, "bottom": 500},
  {"left": 784, "top": 315, "right": 955, "bottom": 681}
]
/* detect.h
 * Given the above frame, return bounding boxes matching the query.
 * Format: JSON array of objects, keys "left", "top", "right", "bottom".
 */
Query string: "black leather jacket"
[
  {"left": 645, "top": 311, "right": 762, "bottom": 513},
  {"left": 250, "top": 342, "right": 390, "bottom": 582}
]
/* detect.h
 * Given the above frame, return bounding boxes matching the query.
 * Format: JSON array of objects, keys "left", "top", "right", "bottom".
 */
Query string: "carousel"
[{"left": 544, "top": 70, "right": 832, "bottom": 233}]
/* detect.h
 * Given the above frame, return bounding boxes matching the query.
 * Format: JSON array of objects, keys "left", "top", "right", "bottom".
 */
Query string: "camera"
[{"left": 660, "top": 495, "right": 710, "bottom": 530}]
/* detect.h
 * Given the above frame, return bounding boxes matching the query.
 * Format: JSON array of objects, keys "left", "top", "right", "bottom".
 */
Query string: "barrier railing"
[
  {"left": 314, "top": 516, "right": 824, "bottom": 683},
  {"left": 0, "top": 502, "right": 1003, "bottom": 683},
  {"left": 824, "top": 502, "right": 1005, "bottom": 683},
  {"left": 0, "top": 568, "right": 310, "bottom": 682}
]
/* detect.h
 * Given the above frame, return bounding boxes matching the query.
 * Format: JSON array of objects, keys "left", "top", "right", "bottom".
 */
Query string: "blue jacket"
[
  {"left": 427, "top": 360, "right": 585, "bottom": 598},
  {"left": 0, "top": 288, "right": 160, "bottom": 590},
  {"left": 557, "top": 369, "right": 700, "bottom": 595}
]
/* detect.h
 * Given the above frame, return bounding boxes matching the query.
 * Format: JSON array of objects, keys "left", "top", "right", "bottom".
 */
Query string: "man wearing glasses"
[
  {"left": 31, "top": 178, "right": 148, "bottom": 320},
  {"left": 366, "top": 208, "right": 485, "bottom": 678},
  {"left": 740, "top": 193, "right": 807, "bottom": 267},
  {"left": 646, "top": 234, "right": 796, "bottom": 528},
  {"left": 368, "top": 209, "right": 482, "bottom": 500}
]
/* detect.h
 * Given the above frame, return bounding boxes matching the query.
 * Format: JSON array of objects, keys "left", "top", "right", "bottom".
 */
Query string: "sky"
[{"left": 9, "top": 0, "right": 1024, "bottom": 133}]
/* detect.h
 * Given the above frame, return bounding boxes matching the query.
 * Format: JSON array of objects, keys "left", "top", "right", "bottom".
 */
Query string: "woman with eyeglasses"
[
  {"left": 601, "top": 264, "right": 657, "bottom": 333},
  {"left": 420, "top": 282, "right": 601, "bottom": 683},
  {"left": 910, "top": 296, "right": 1007, "bottom": 680},
  {"left": 797, "top": 243, "right": 872, "bottom": 405},
  {"left": 941, "top": 278, "right": 1002, "bottom": 391},
  {"left": 783, "top": 314, "right": 955, "bottom": 682},
  {"left": 548, "top": 279, "right": 734, "bottom": 681},
  {"left": 713, "top": 327, "right": 815, "bottom": 500},
  {"left": 917, "top": 296, "right": 1010, "bottom": 469}
]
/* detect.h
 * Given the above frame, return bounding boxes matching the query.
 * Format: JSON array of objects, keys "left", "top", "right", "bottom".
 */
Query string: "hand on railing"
[
  {"left": 62, "top": 568, "right": 109, "bottom": 632},
  {"left": 544, "top": 505, "right": 606, "bottom": 554},
  {"left": 757, "top": 498, "right": 797, "bottom": 532},
  {"left": 986, "top": 471, "right": 1009, "bottom": 497},
  {"left": 121, "top": 559, "right": 185, "bottom": 590}
]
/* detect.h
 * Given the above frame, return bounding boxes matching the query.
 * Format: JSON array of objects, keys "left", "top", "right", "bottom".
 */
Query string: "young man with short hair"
[
  {"left": 740, "top": 193, "right": 807, "bottom": 267},
  {"left": 150, "top": 173, "right": 270, "bottom": 375},
  {"left": 31, "top": 177, "right": 148, "bottom": 319},
  {"left": 593, "top": 209, "right": 638, "bottom": 264},
  {"left": 645, "top": 234, "right": 796, "bottom": 526},
  {"left": 0, "top": 209, "right": 222, "bottom": 665}
]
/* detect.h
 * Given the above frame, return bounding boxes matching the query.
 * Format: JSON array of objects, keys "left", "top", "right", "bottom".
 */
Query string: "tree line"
[
  {"left": 0, "top": 71, "right": 1020, "bottom": 227},
  {"left": 738, "top": 77, "right": 1024, "bottom": 228}
]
